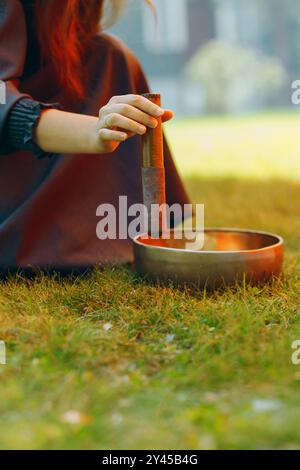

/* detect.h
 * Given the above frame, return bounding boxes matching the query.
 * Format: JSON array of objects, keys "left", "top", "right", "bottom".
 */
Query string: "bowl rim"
[{"left": 133, "top": 227, "right": 284, "bottom": 255}]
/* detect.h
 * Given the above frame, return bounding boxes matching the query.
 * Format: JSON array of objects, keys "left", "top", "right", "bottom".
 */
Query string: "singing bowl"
[{"left": 133, "top": 228, "right": 284, "bottom": 289}]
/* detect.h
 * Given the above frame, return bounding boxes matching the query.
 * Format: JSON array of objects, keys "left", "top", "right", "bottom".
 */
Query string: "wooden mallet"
[{"left": 141, "top": 93, "right": 167, "bottom": 237}]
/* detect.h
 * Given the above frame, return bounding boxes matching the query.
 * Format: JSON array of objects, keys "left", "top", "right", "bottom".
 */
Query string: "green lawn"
[{"left": 1, "top": 112, "right": 300, "bottom": 450}]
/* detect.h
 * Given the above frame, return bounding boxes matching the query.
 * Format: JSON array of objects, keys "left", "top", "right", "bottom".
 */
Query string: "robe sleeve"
[{"left": 0, "top": 0, "right": 31, "bottom": 153}]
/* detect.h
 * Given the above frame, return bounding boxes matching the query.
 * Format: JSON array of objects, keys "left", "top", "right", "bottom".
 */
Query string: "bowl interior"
[{"left": 136, "top": 229, "right": 281, "bottom": 253}]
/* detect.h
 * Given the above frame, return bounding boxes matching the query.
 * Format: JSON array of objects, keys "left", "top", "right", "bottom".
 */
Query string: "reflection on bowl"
[{"left": 133, "top": 228, "right": 284, "bottom": 289}]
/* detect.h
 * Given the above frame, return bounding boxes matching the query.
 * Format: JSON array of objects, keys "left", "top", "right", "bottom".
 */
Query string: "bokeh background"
[
  {"left": 109, "top": 0, "right": 300, "bottom": 185},
  {"left": 111, "top": 0, "right": 300, "bottom": 115}
]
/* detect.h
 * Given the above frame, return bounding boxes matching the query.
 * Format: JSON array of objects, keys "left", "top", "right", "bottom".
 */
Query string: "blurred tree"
[
  {"left": 185, "top": 40, "right": 287, "bottom": 114},
  {"left": 211, "top": 0, "right": 300, "bottom": 106}
]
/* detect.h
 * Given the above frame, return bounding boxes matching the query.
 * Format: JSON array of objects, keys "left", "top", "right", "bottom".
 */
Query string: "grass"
[{"left": 1, "top": 111, "right": 300, "bottom": 450}]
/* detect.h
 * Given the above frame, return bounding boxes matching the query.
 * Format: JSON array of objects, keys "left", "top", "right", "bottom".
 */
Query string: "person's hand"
[{"left": 94, "top": 94, "right": 173, "bottom": 153}]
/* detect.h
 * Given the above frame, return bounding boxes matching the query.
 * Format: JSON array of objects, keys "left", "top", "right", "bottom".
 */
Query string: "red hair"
[{"left": 35, "top": 0, "right": 104, "bottom": 98}]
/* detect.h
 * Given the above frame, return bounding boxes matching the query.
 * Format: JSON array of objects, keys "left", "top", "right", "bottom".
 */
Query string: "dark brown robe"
[{"left": 0, "top": 0, "right": 190, "bottom": 271}]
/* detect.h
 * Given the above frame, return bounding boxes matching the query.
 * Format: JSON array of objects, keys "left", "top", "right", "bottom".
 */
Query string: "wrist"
[{"left": 88, "top": 119, "right": 106, "bottom": 154}]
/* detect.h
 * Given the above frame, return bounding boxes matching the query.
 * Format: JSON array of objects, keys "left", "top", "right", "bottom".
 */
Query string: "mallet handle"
[
  {"left": 142, "top": 93, "right": 167, "bottom": 236},
  {"left": 142, "top": 93, "right": 164, "bottom": 168}
]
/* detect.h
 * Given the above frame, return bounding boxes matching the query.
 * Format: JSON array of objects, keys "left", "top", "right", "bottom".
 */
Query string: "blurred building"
[
  {"left": 109, "top": 0, "right": 215, "bottom": 114},
  {"left": 109, "top": 0, "right": 300, "bottom": 115}
]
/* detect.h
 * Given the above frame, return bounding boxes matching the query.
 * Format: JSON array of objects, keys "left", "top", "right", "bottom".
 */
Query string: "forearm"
[
  {"left": 6, "top": 94, "right": 168, "bottom": 158},
  {"left": 34, "top": 109, "right": 101, "bottom": 154}
]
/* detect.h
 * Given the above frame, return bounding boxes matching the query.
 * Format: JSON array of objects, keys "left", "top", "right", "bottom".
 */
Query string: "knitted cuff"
[{"left": 7, "top": 98, "right": 61, "bottom": 159}]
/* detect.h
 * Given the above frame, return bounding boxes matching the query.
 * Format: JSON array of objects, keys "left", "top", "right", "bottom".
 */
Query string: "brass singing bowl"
[{"left": 133, "top": 228, "right": 284, "bottom": 289}]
